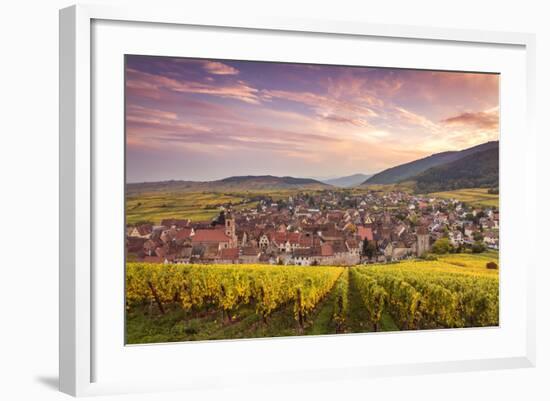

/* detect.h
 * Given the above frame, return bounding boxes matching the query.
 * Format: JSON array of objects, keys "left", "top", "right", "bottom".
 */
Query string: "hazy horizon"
[
  {"left": 126, "top": 56, "right": 499, "bottom": 183},
  {"left": 126, "top": 172, "right": 373, "bottom": 185}
]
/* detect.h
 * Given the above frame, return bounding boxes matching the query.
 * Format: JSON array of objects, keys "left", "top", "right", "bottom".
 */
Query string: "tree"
[
  {"left": 362, "top": 240, "right": 377, "bottom": 259},
  {"left": 471, "top": 241, "right": 486, "bottom": 253},
  {"left": 432, "top": 238, "right": 452, "bottom": 254},
  {"left": 473, "top": 232, "right": 484, "bottom": 241}
]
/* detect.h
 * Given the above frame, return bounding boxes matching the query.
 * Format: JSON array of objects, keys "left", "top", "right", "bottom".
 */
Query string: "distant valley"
[{"left": 321, "top": 173, "right": 373, "bottom": 188}]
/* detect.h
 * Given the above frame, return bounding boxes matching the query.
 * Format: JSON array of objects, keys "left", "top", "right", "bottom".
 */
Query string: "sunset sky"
[{"left": 125, "top": 55, "right": 499, "bottom": 183}]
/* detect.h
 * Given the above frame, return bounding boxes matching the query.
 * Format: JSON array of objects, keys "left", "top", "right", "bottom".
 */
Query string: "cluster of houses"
[{"left": 126, "top": 190, "right": 499, "bottom": 266}]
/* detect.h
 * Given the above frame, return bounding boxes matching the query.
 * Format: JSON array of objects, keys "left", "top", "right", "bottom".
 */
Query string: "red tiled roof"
[
  {"left": 220, "top": 247, "right": 239, "bottom": 259},
  {"left": 241, "top": 247, "right": 261, "bottom": 256},
  {"left": 287, "top": 232, "right": 301, "bottom": 244},
  {"left": 357, "top": 226, "right": 374, "bottom": 241},
  {"left": 192, "top": 229, "right": 231, "bottom": 243},
  {"left": 270, "top": 231, "right": 301, "bottom": 245},
  {"left": 321, "top": 243, "right": 334, "bottom": 257},
  {"left": 161, "top": 219, "right": 190, "bottom": 228},
  {"left": 135, "top": 224, "right": 152, "bottom": 236},
  {"left": 175, "top": 228, "right": 193, "bottom": 240}
]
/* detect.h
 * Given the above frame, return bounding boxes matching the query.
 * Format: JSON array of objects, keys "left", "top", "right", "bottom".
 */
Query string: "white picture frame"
[{"left": 59, "top": 3, "right": 536, "bottom": 397}]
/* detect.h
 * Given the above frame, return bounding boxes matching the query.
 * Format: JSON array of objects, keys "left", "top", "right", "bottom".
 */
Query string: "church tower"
[
  {"left": 225, "top": 212, "right": 237, "bottom": 246},
  {"left": 416, "top": 225, "right": 430, "bottom": 257}
]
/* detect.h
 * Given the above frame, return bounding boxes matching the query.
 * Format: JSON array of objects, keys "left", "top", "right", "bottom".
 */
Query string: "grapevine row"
[
  {"left": 126, "top": 263, "right": 343, "bottom": 325},
  {"left": 350, "top": 263, "right": 498, "bottom": 330},
  {"left": 330, "top": 269, "right": 349, "bottom": 332}
]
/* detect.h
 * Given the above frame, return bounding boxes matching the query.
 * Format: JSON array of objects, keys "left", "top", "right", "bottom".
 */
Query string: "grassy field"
[
  {"left": 359, "top": 181, "right": 416, "bottom": 194},
  {"left": 125, "top": 189, "right": 314, "bottom": 225},
  {"left": 126, "top": 253, "right": 499, "bottom": 344},
  {"left": 126, "top": 191, "right": 249, "bottom": 225},
  {"left": 426, "top": 188, "right": 499, "bottom": 208}
]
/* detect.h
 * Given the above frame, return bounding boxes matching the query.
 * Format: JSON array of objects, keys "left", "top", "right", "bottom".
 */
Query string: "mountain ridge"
[
  {"left": 127, "top": 175, "right": 332, "bottom": 194},
  {"left": 363, "top": 141, "right": 498, "bottom": 185},
  {"left": 322, "top": 173, "right": 373, "bottom": 188},
  {"left": 413, "top": 147, "right": 499, "bottom": 192}
]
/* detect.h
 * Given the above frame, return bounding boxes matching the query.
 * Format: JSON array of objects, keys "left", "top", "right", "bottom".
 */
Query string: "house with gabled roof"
[
  {"left": 239, "top": 247, "right": 261, "bottom": 264},
  {"left": 218, "top": 247, "right": 240, "bottom": 264},
  {"left": 192, "top": 228, "right": 234, "bottom": 250},
  {"left": 357, "top": 226, "right": 374, "bottom": 242},
  {"left": 129, "top": 223, "right": 153, "bottom": 239}
]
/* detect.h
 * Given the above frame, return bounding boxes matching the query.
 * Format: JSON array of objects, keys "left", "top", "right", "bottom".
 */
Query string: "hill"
[
  {"left": 363, "top": 141, "right": 498, "bottom": 185},
  {"left": 413, "top": 147, "right": 498, "bottom": 193},
  {"left": 322, "top": 173, "right": 372, "bottom": 187},
  {"left": 127, "top": 175, "right": 332, "bottom": 194},
  {"left": 215, "top": 175, "right": 331, "bottom": 190}
]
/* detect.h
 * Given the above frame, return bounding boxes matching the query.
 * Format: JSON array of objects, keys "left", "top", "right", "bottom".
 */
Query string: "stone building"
[{"left": 416, "top": 225, "right": 430, "bottom": 256}]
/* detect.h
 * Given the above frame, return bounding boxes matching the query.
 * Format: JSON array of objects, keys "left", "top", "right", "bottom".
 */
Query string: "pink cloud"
[
  {"left": 126, "top": 68, "right": 259, "bottom": 104},
  {"left": 441, "top": 109, "right": 499, "bottom": 130},
  {"left": 126, "top": 104, "right": 178, "bottom": 121},
  {"left": 320, "top": 114, "right": 370, "bottom": 127},
  {"left": 262, "top": 89, "right": 378, "bottom": 120},
  {"left": 394, "top": 107, "right": 438, "bottom": 130},
  {"left": 202, "top": 61, "right": 239, "bottom": 75}
]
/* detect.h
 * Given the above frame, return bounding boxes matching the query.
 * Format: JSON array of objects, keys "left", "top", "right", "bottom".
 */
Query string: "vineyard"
[{"left": 126, "top": 253, "right": 499, "bottom": 344}]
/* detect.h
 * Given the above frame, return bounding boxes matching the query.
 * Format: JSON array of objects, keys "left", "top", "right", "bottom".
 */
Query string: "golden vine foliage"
[
  {"left": 351, "top": 257, "right": 499, "bottom": 330},
  {"left": 127, "top": 254, "right": 498, "bottom": 332},
  {"left": 126, "top": 263, "right": 343, "bottom": 323},
  {"left": 331, "top": 269, "right": 349, "bottom": 331}
]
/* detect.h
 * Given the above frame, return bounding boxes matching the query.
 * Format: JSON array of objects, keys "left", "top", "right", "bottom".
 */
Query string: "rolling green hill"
[
  {"left": 363, "top": 141, "right": 498, "bottom": 185},
  {"left": 413, "top": 147, "right": 498, "bottom": 192}
]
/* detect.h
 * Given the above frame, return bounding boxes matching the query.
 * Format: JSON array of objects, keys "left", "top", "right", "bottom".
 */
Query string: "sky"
[{"left": 125, "top": 55, "right": 499, "bottom": 183}]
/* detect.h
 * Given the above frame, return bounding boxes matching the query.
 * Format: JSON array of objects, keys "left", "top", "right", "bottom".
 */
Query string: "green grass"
[
  {"left": 346, "top": 267, "right": 398, "bottom": 333},
  {"left": 426, "top": 188, "right": 499, "bottom": 208},
  {"left": 360, "top": 181, "right": 416, "bottom": 194},
  {"left": 127, "top": 302, "right": 306, "bottom": 344},
  {"left": 305, "top": 271, "right": 348, "bottom": 335}
]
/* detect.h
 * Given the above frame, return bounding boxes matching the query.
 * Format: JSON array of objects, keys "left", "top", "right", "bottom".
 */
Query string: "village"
[{"left": 126, "top": 190, "right": 499, "bottom": 266}]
